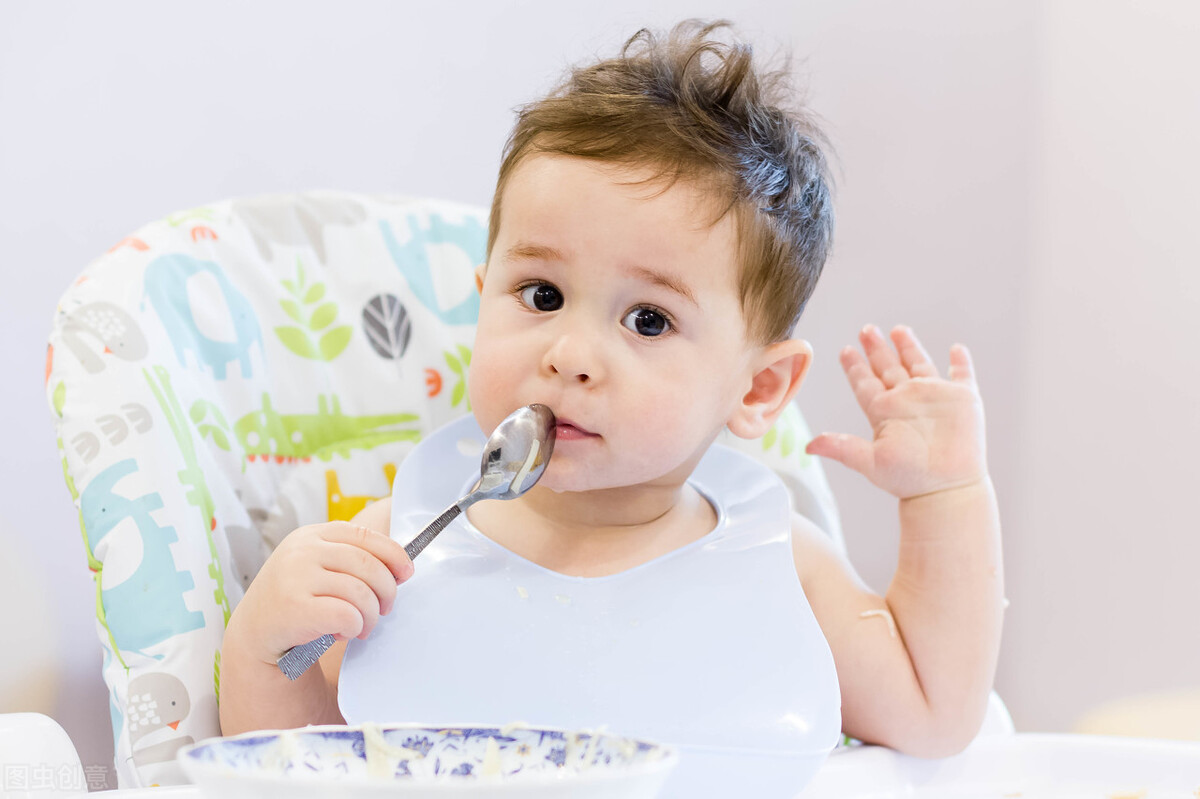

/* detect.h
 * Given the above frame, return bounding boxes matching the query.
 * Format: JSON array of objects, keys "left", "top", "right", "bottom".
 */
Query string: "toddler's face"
[{"left": 469, "top": 154, "right": 760, "bottom": 493}]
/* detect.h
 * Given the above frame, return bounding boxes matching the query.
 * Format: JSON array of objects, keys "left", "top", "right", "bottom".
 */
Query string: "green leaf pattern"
[
  {"left": 53, "top": 381, "right": 66, "bottom": 416},
  {"left": 319, "top": 327, "right": 353, "bottom": 360},
  {"left": 280, "top": 299, "right": 305, "bottom": 324},
  {"left": 444, "top": 344, "right": 472, "bottom": 410},
  {"left": 309, "top": 302, "right": 337, "bottom": 330},
  {"left": 274, "top": 258, "right": 353, "bottom": 361},
  {"left": 762, "top": 402, "right": 811, "bottom": 467}
]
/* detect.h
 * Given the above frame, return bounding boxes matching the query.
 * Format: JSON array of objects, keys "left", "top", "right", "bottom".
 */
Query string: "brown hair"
[{"left": 486, "top": 19, "right": 835, "bottom": 343}]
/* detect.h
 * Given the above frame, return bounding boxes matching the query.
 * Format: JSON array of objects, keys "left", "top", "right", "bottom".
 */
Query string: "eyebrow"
[
  {"left": 504, "top": 240, "right": 699, "bottom": 307},
  {"left": 627, "top": 265, "right": 698, "bottom": 307},
  {"left": 503, "top": 242, "right": 568, "bottom": 263}
]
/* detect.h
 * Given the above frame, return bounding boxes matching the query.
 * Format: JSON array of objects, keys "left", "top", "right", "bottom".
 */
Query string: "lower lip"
[{"left": 554, "top": 424, "right": 597, "bottom": 441}]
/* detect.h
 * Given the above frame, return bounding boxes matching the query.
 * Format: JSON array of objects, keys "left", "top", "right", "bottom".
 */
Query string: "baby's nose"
[
  {"left": 549, "top": 362, "right": 590, "bottom": 383},
  {"left": 543, "top": 331, "right": 602, "bottom": 384}
]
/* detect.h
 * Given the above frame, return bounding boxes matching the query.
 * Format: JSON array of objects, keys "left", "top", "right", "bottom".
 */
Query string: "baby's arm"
[
  {"left": 218, "top": 497, "right": 408, "bottom": 735},
  {"left": 800, "top": 325, "right": 1003, "bottom": 757}
]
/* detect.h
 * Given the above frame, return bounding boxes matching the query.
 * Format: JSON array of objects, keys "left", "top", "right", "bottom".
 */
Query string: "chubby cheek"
[
  {"left": 605, "top": 390, "right": 715, "bottom": 482},
  {"left": 623, "top": 397, "right": 704, "bottom": 457},
  {"left": 466, "top": 341, "right": 510, "bottom": 435}
]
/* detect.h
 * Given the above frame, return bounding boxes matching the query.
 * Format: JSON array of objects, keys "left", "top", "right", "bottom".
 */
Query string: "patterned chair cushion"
[{"left": 45, "top": 191, "right": 842, "bottom": 787}]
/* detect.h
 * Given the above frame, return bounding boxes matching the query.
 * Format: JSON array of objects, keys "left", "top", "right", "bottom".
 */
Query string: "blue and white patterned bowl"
[{"left": 178, "top": 723, "right": 678, "bottom": 798}]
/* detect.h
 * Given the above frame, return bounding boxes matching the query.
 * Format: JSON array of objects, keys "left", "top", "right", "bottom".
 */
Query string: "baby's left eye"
[{"left": 621, "top": 307, "right": 671, "bottom": 337}]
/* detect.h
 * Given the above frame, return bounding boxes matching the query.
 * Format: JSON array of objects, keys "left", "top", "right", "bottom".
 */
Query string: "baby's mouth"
[{"left": 553, "top": 419, "right": 598, "bottom": 440}]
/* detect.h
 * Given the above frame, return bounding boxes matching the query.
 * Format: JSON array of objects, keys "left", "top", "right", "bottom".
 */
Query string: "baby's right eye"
[{"left": 518, "top": 283, "right": 563, "bottom": 312}]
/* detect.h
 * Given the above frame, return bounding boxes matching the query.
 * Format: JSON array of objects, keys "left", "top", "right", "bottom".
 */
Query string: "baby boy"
[{"left": 218, "top": 18, "right": 1004, "bottom": 774}]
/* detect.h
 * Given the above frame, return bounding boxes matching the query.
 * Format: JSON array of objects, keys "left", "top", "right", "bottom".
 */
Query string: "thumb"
[{"left": 805, "top": 433, "right": 876, "bottom": 480}]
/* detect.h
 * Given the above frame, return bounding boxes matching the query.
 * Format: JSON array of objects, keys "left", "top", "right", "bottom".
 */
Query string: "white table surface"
[{"left": 800, "top": 733, "right": 1200, "bottom": 797}]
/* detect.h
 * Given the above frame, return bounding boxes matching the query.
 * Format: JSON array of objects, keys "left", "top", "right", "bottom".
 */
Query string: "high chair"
[{"left": 45, "top": 191, "right": 846, "bottom": 788}]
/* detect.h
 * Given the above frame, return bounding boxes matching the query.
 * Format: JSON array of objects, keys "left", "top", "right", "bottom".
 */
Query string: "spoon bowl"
[{"left": 472, "top": 403, "right": 557, "bottom": 501}]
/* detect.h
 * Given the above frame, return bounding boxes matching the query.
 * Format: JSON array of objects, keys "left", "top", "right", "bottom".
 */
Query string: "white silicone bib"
[{"left": 341, "top": 415, "right": 841, "bottom": 797}]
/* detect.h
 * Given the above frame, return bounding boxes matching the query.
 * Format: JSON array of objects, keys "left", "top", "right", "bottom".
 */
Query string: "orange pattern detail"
[
  {"left": 425, "top": 368, "right": 443, "bottom": 398},
  {"left": 108, "top": 237, "right": 149, "bottom": 253}
]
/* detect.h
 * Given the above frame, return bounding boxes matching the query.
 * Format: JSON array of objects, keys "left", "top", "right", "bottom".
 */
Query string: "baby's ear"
[
  {"left": 474, "top": 263, "right": 487, "bottom": 294},
  {"left": 726, "top": 339, "right": 812, "bottom": 440}
]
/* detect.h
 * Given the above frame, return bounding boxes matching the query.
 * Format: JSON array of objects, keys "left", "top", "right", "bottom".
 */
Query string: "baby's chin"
[
  {"left": 533, "top": 472, "right": 607, "bottom": 495},
  {"left": 527, "top": 460, "right": 615, "bottom": 494},
  {"left": 532, "top": 462, "right": 675, "bottom": 497}
]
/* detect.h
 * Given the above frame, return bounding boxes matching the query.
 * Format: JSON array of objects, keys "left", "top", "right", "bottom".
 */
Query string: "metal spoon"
[{"left": 276, "top": 404, "right": 556, "bottom": 680}]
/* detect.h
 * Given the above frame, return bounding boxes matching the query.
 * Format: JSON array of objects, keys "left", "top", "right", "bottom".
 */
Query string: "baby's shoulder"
[{"left": 788, "top": 510, "right": 850, "bottom": 588}]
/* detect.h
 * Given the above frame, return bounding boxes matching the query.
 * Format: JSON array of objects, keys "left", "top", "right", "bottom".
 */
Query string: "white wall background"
[
  {"left": 1, "top": 0, "right": 1196, "bottom": 784},
  {"left": 1008, "top": 0, "right": 1200, "bottom": 730}
]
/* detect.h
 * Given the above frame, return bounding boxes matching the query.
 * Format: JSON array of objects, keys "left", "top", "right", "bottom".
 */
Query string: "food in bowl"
[{"left": 178, "top": 722, "right": 678, "bottom": 798}]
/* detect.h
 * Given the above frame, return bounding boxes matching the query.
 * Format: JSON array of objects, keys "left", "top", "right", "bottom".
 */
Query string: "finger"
[
  {"left": 948, "top": 343, "right": 977, "bottom": 385},
  {"left": 840, "top": 345, "right": 886, "bottom": 416},
  {"left": 805, "top": 433, "right": 876, "bottom": 481},
  {"left": 316, "top": 541, "right": 400, "bottom": 616},
  {"left": 890, "top": 325, "right": 938, "bottom": 379},
  {"left": 311, "top": 570, "right": 383, "bottom": 639},
  {"left": 324, "top": 523, "right": 414, "bottom": 583},
  {"left": 301, "top": 595, "right": 367, "bottom": 647},
  {"left": 860, "top": 324, "right": 909, "bottom": 389}
]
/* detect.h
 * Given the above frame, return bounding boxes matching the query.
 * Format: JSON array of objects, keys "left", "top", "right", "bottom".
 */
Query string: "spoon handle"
[
  {"left": 276, "top": 634, "right": 336, "bottom": 681},
  {"left": 276, "top": 502, "right": 465, "bottom": 680},
  {"left": 403, "top": 503, "right": 463, "bottom": 560}
]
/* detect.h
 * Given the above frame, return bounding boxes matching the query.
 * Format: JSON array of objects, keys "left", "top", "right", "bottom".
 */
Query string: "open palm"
[{"left": 806, "top": 325, "right": 987, "bottom": 500}]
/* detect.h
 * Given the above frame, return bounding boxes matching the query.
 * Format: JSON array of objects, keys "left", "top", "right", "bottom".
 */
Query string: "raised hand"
[{"left": 805, "top": 324, "right": 987, "bottom": 500}]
